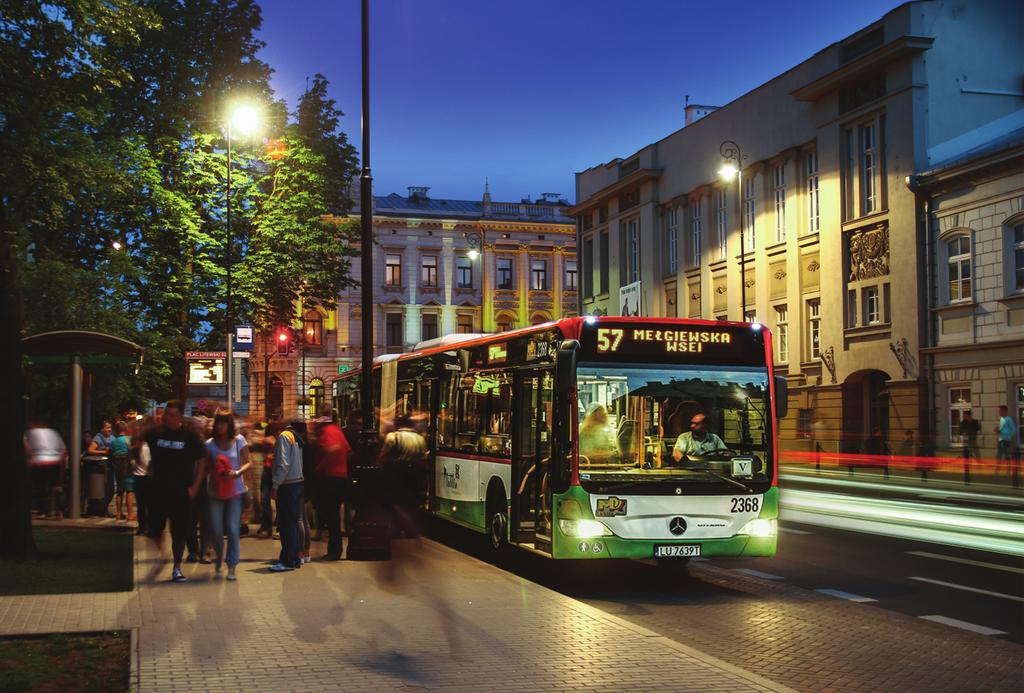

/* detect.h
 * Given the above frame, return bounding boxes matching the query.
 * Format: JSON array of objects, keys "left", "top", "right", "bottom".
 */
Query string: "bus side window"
[{"left": 437, "top": 373, "right": 458, "bottom": 450}]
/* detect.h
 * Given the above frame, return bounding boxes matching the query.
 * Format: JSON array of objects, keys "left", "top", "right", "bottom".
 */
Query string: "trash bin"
[{"left": 82, "top": 455, "right": 108, "bottom": 515}]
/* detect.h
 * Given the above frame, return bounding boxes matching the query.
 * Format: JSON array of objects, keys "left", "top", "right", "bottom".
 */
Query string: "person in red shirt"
[{"left": 315, "top": 414, "right": 352, "bottom": 560}]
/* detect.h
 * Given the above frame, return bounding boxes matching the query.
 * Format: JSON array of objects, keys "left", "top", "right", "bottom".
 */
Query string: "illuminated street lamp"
[
  {"left": 718, "top": 140, "right": 748, "bottom": 316},
  {"left": 224, "top": 101, "right": 261, "bottom": 413}
]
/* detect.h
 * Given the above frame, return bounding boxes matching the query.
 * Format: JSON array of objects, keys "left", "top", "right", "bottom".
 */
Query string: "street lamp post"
[
  {"left": 358, "top": 0, "right": 378, "bottom": 458},
  {"left": 225, "top": 104, "right": 259, "bottom": 412},
  {"left": 719, "top": 140, "right": 747, "bottom": 317},
  {"left": 465, "top": 230, "right": 487, "bottom": 331}
]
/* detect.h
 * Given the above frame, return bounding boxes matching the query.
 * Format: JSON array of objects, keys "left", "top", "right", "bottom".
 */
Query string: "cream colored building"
[
  {"left": 570, "top": 0, "right": 1023, "bottom": 452},
  {"left": 249, "top": 186, "right": 576, "bottom": 421}
]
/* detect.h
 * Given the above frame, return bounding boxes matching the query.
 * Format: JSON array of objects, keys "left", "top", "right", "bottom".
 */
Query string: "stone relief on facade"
[
  {"left": 821, "top": 346, "right": 837, "bottom": 384},
  {"left": 715, "top": 285, "right": 727, "bottom": 294},
  {"left": 848, "top": 225, "right": 889, "bottom": 281},
  {"left": 807, "top": 260, "right": 820, "bottom": 272},
  {"left": 744, "top": 277, "right": 756, "bottom": 288},
  {"left": 773, "top": 269, "right": 787, "bottom": 280}
]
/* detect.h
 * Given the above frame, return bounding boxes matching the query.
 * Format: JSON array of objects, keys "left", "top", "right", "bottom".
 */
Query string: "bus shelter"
[{"left": 22, "top": 330, "right": 145, "bottom": 519}]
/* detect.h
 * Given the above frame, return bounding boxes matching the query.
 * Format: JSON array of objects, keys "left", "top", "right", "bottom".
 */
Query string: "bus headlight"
[
  {"left": 737, "top": 518, "right": 777, "bottom": 538},
  {"left": 559, "top": 519, "right": 613, "bottom": 538}
]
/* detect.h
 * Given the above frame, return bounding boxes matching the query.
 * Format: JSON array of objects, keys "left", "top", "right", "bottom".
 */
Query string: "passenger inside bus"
[{"left": 579, "top": 404, "right": 618, "bottom": 463}]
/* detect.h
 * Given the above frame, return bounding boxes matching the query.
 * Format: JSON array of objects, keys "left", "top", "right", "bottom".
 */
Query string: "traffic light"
[{"left": 276, "top": 328, "right": 290, "bottom": 355}]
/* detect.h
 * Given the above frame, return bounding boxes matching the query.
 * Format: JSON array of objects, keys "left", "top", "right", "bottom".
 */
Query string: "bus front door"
[{"left": 511, "top": 369, "right": 553, "bottom": 552}]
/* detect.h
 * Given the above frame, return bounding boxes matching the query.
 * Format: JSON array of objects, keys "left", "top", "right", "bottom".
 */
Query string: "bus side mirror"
[
  {"left": 774, "top": 374, "right": 789, "bottom": 420},
  {"left": 552, "top": 340, "right": 579, "bottom": 494}
]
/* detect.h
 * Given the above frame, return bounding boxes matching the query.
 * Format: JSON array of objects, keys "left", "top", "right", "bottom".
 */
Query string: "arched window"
[
  {"left": 496, "top": 312, "right": 516, "bottom": 332},
  {"left": 530, "top": 312, "right": 550, "bottom": 326},
  {"left": 309, "top": 378, "right": 325, "bottom": 419},
  {"left": 946, "top": 235, "right": 971, "bottom": 303}
]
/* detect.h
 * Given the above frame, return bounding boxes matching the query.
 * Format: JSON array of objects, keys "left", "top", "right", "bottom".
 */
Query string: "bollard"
[
  {"left": 1013, "top": 448, "right": 1021, "bottom": 489},
  {"left": 962, "top": 445, "right": 971, "bottom": 485},
  {"left": 815, "top": 442, "right": 822, "bottom": 473}
]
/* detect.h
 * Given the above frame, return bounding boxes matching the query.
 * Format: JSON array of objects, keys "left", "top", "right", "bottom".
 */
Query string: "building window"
[
  {"left": 456, "top": 256, "right": 473, "bottom": 289},
  {"left": 773, "top": 163, "right": 786, "bottom": 243},
  {"left": 1014, "top": 224, "right": 1024, "bottom": 293},
  {"left": 302, "top": 312, "right": 323, "bottom": 347},
  {"left": 948, "top": 386, "right": 972, "bottom": 445},
  {"left": 581, "top": 212, "right": 593, "bottom": 232},
  {"left": 744, "top": 310, "right": 757, "bottom": 324},
  {"left": 385, "top": 312, "right": 403, "bottom": 346},
  {"left": 807, "top": 299, "right": 821, "bottom": 359},
  {"left": 666, "top": 207, "right": 679, "bottom": 275},
  {"left": 715, "top": 189, "right": 727, "bottom": 260},
  {"left": 863, "top": 286, "right": 880, "bottom": 324},
  {"left": 496, "top": 314, "right": 513, "bottom": 332},
  {"left": 421, "top": 255, "right": 438, "bottom": 287},
  {"left": 598, "top": 205, "right": 608, "bottom": 224},
  {"left": 806, "top": 151, "right": 820, "bottom": 235},
  {"left": 775, "top": 305, "right": 789, "bottom": 363},
  {"left": 599, "top": 230, "right": 609, "bottom": 293},
  {"left": 581, "top": 239, "right": 593, "bottom": 297},
  {"left": 860, "top": 123, "right": 878, "bottom": 214},
  {"left": 385, "top": 254, "right": 402, "bottom": 287},
  {"left": 690, "top": 199, "right": 702, "bottom": 267},
  {"left": 457, "top": 313, "right": 474, "bottom": 334},
  {"left": 309, "top": 378, "right": 325, "bottom": 419},
  {"left": 564, "top": 259, "right": 578, "bottom": 291},
  {"left": 945, "top": 236, "right": 972, "bottom": 302},
  {"left": 421, "top": 313, "right": 438, "bottom": 341},
  {"left": 743, "top": 174, "right": 756, "bottom": 252},
  {"left": 497, "top": 257, "right": 514, "bottom": 290},
  {"left": 531, "top": 259, "right": 548, "bottom": 290},
  {"left": 624, "top": 218, "right": 640, "bottom": 283}
]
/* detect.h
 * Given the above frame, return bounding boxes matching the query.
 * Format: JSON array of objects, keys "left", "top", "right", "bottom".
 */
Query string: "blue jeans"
[
  {"left": 209, "top": 494, "right": 243, "bottom": 567},
  {"left": 277, "top": 483, "right": 303, "bottom": 568}
]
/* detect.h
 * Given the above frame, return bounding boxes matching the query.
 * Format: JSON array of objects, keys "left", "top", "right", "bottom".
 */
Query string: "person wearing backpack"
[{"left": 205, "top": 410, "right": 251, "bottom": 581}]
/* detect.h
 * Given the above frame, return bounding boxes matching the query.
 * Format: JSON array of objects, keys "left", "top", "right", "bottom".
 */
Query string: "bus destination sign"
[{"left": 580, "top": 321, "right": 764, "bottom": 365}]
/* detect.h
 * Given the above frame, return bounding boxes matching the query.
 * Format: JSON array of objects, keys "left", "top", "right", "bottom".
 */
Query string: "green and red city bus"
[{"left": 333, "top": 316, "right": 786, "bottom": 564}]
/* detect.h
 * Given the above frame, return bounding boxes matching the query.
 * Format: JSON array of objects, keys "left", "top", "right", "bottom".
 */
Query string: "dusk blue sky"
[{"left": 257, "top": 0, "right": 904, "bottom": 204}]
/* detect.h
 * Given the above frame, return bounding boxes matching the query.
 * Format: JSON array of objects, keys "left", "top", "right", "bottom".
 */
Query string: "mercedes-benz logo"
[{"left": 669, "top": 517, "right": 687, "bottom": 535}]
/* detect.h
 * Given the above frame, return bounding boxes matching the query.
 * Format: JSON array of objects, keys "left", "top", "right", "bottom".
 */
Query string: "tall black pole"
[
  {"left": 359, "top": 0, "right": 374, "bottom": 437},
  {"left": 719, "top": 140, "right": 745, "bottom": 316},
  {"left": 226, "top": 122, "right": 234, "bottom": 411}
]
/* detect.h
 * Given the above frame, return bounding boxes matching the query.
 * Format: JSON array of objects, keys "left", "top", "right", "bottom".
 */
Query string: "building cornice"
[
  {"left": 791, "top": 35, "right": 934, "bottom": 102},
  {"left": 568, "top": 168, "right": 663, "bottom": 216}
]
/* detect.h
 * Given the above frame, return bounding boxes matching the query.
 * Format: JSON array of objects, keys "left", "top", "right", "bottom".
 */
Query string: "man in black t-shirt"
[
  {"left": 145, "top": 400, "right": 207, "bottom": 582},
  {"left": 959, "top": 411, "right": 981, "bottom": 462}
]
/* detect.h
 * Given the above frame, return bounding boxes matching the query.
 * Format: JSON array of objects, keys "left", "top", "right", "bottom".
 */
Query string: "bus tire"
[{"left": 486, "top": 483, "right": 508, "bottom": 556}]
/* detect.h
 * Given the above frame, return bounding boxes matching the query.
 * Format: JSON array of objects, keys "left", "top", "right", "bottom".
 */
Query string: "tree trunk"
[{"left": 0, "top": 212, "right": 36, "bottom": 559}]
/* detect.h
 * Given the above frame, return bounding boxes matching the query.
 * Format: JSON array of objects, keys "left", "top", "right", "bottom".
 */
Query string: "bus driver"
[{"left": 672, "top": 413, "right": 727, "bottom": 462}]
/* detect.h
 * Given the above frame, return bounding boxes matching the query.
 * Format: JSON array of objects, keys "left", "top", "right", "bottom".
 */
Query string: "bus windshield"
[{"left": 576, "top": 362, "right": 772, "bottom": 493}]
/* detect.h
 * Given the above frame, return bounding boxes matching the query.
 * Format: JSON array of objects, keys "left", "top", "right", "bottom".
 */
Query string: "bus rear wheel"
[{"left": 486, "top": 489, "right": 508, "bottom": 557}]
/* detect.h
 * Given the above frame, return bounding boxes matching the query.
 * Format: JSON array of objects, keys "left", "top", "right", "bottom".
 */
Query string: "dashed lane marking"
[
  {"left": 919, "top": 615, "right": 1007, "bottom": 636},
  {"left": 732, "top": 568, "right": 784, "bottom": 580},
  {"left": 815, "top": 588, "right": 878, "bottom": 602},
  {"left": 779, "top": 526, "right": 812, "bottom": 535},
  {"left": 908, "top": 576, "right": 1024, "bottom": 603},
  {"left": 907, "top": 550, "right": 1024, "bottom": 575}
]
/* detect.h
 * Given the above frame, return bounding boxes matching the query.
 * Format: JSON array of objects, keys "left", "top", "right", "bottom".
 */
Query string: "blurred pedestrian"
[
  {"left": 959, "top": 411, "right": 981, "bottom": 462},
  {"left": 144, "top": 400, "right": 207, "bottom": 583},
  {"left": 378, "top": 415, "right": 428, "bottom": 538},
  {"left": 270, "top": 419, "right": 306, "bottom": 572},
  {"left": 132, "top": 431, "right": 152, "bottom": 536},
  {"left": 300, "top": 423, "right": 320, "bottom": 564},
  {"left": 205, "top": 409, "right": 251, "bottom": 581},
  {"left": 995, "top": 405, "right": 1019, "bottom": 476},
  {"left": 88, "top": 421, "right": 116, "bottom": 516},
  {"left": 256, "top": 423, "right": 281, "bottom": 538},
  {"left": 316, "top": 414, "right": 352, "bottom": 560},
  {"left": 111, "top": 421, "right": 133, "bottom": 521},
  {"left": 24, "top": 421, "right": 67, "bottom": 518}
]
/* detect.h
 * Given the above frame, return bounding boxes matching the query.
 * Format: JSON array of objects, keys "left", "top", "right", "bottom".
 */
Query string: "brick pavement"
[
  {"left": 1, "top": 526, "right": 795, "bottom": 692},
  {"left": 575, "top": 561, "right": 1024, "bottom": 693}
]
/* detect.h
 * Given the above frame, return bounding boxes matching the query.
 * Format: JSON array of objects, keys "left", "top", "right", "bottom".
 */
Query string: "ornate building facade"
[
  {"left": 570, "top": 0, "right": 1023, "bottom": 453},
  {"left": 249, "top": 186, "right": 576, "bottom": 421}
]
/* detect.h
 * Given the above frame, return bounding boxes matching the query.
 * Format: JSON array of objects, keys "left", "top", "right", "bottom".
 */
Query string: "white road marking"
[
  {"left": 908, "top": 576, "right": 1024, "bottom": 603},
  {"left": 919, "top": 615, "right": 1007, "bottom": 636},
  {"left": 907, "top": 550, "right": 1024, "bottom": 575},
  {"left": 815, "top": 588, "right": 877, "bottom": 603},
  {"left": 733, "top": 568, "right": 784, "bottom": 580},
  {"left": 780, "top": 526, "right": 812, "bottom": 535}
]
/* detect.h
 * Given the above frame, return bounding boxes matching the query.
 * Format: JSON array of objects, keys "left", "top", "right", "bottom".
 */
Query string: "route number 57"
[{"left": 596, "top": 328, "right": 624, "bottom": 353}]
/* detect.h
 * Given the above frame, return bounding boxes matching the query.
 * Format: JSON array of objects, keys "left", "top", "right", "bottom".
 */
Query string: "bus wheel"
[{"left": 486, "top": 490, "right": 508, "bottom": 556}]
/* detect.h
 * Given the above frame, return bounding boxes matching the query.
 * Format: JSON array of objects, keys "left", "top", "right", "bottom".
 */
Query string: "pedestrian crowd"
[{"left": 25, "top": 399, "right": 431, "bottom": 583}]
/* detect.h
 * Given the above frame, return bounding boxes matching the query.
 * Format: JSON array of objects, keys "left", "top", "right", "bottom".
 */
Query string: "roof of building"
[
  {"left": 917, "top": 125, "right": 1024, "bottom": 180},
  {"left": 356, "top": 191, "right": 574, "bottom": 225}
]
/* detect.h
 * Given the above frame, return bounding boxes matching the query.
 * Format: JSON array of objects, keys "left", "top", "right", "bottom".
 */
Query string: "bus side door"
[{"left": 511, "top": 369, "right": 553, "bottom": 551}]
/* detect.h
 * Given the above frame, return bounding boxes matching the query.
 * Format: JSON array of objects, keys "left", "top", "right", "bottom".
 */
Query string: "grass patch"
[
  {"left": 0, "top": 631, "right": 130, "bottom": 693},
  {"left": 0, "top": 528, "right": 133, "bottom": 596}
]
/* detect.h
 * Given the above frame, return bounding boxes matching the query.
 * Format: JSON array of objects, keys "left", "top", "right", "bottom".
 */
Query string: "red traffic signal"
[{"left": 276, "top": 329, "right": 290, "bottom": 355}]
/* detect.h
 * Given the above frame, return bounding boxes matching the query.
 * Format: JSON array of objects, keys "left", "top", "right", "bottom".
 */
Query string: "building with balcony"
[
  {"left": 249, "top": 185, "right": 576, "bottom": 421},
  {"left": 570, "top": 0, "right": 1023, "bottom": 453}
]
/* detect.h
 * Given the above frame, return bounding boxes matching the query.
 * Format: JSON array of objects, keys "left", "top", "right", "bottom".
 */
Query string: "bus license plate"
[{"left": 654, "top": 545, "right": 701, "bottom": 558}]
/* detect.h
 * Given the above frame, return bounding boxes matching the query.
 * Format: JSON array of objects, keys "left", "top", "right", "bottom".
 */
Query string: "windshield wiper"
[{"left": 691, "top": 467, "right": 755, "bottom": 493}]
